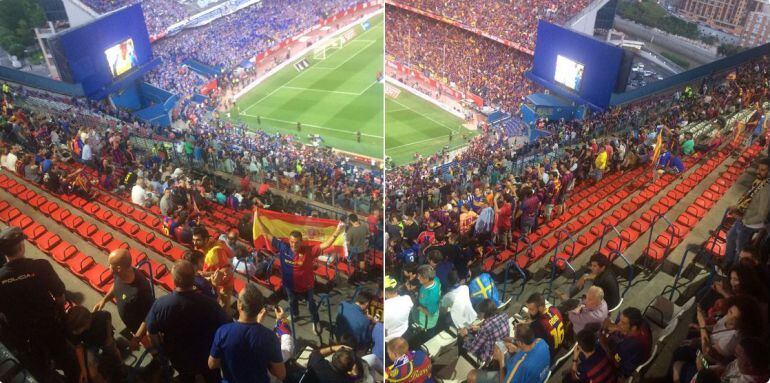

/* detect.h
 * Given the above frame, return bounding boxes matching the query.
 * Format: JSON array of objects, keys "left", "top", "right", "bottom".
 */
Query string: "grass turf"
[
  {"left": 385, "top": 83, "right": 475, "bottom": 165},
  {"left": 234, "top": 13, "right": 383, "bottom": 159}
]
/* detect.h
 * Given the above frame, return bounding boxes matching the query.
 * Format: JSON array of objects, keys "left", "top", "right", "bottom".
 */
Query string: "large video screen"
[
  {"left": 529, "top": 21, "right": 625, "bottom": 109},
  {"left": 48, "top": 4, "right": 152, "bottom": 97},
  {"left": 105, "top": 38, "right": 139, "bottom": 77},
  {"left": 554, "top": 55, "right": 584, "bottom": 91}
]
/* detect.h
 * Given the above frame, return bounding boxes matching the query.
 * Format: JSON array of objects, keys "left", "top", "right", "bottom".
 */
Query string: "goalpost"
[{"left": 312, "top": 28, "right": 357, "bottom": 60}]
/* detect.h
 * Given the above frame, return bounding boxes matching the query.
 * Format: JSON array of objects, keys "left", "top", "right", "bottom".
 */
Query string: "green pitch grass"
[
  {"left": 234, "top": 13, "right": 383, "bottom": 159},
  {"left": 385, "top": 83, "right": 476, "bottom": 165}
]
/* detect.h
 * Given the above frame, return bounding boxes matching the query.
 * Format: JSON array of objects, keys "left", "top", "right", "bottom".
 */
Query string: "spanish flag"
[
  {"left": 651, "top": 128, "right": 664, "bottom": 172},
  {"left": 253, "top": 208, "right": 346, "bottom": 256}
]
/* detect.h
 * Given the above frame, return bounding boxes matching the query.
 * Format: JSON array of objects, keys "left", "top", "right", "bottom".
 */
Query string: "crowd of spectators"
[
  {"left": 383, "top": 51, "right": 770, "bottom": 381},
  {"left": 386, "top": 6, "right": 538, "bottom": 114},
  {"left": 147, "top": 0, "right": 356, "bottom": 100},
  {"left": 80, "top": 0, "right": 190, "bottom": 37},
  {"left": 0, "top": 83, "right": 385, "bottom": 382},
  {"left": 390, "top": 0, "right": 589, "bottom": 53}
]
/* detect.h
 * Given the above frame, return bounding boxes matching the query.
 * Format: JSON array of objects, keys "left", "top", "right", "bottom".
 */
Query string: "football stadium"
[
  {"left": 233, "top": 12, "right": 384, "bottom": 159},
  {"left": 383, "top": 0, "right": 770, "bottom": 382},
  {"left": 0, "top": 0, "right": 384, "bottom": 382}
]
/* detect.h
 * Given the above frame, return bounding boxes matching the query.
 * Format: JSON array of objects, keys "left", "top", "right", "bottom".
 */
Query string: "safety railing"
[{"left": 500, "top": 258, "right": 527, "bottom": 302}]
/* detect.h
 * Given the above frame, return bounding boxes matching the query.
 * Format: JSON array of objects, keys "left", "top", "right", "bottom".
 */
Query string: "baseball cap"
[
  {"left": 384, "top": 275, "right": 398, "bottom": 289},
  {"left": 0, "top": 227, "right": 26, "bottom": 255}
]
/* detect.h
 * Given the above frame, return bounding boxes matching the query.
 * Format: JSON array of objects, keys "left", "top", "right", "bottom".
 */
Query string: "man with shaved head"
[
  {"left": 145, "top": 260, "right": 228, "bottom": 382},
  {"left": 93, "top": 248, "right": 155, "bottom": 350}
]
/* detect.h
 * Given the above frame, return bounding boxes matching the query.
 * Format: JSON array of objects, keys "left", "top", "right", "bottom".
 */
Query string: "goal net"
[{"left": 313, "top": 28, "right": 357, "bottom": 60}]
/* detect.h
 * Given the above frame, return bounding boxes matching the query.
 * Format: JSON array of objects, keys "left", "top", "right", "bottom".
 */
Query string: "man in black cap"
[{"left": 0, "top": 227, "right": 79, "bottom": 382}]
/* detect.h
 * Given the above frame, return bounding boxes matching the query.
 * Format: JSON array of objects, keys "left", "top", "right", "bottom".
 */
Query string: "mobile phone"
[{"left": 495, "top": 340, "right": 507, "bottom": 355}]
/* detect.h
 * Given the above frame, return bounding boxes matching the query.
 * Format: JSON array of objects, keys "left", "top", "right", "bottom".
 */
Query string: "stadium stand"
[
  {"left": 0, "top": 40, "right": 383, "bottom": 383},
  {"left": 384, "top": 45, "right": 770, "bottom": 382}
]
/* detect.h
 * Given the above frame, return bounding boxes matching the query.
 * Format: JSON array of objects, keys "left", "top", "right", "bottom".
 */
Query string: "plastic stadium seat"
[
  {"left": 40, "top": 201, "right": 59, "bottom": 217},
  {"left": 51, "top": 242, "right": 78, "bottom": 263},
  {"left": 694, "top": 197, "right": 714, "bottom": 210},
  {"left": 122, "top": 223, "right": 141, "bottom": 236},
  {"left": 83, "top": 202, "right": 100, "bottom": 216},
  {"left": 577, "top": 200, "right": 591, "bottom": 210},
  {"left": 631, "top": 195, "right": 647, "bottom": 206},
  {"left": 709, "top": 184, "right": 727, "bottom": 196},
  {"left": 648, "top": 184, "right": 662, "bottom": 194},
  {"left": 37, "top": 232, "right": 62, "bottom": 253},
  {"left": 69, "top": 254, "right": 95, "bottom": 277},
  {"left": 105, "top": 239, "right": 129, "bottom": 253},
  {"left": 590, "top": 225, "right": 604, "bottom": 238},
  {"left": 167, "top": 247, "right": 186, "bottom": 261},
  {"left": 94, "top": 209, "right": 113, "bottom": 223},
  {"left": 0, "top": 200, "right": 9, "bottom": 213},
  {"left": 9, "top": 184, "right": 27, "bottom": 196},
  {"left": 83, "top": 265, "right": 113, "bottom": 294},
  {"left": 143, "top": 216, "right": 161, "bottom": 229},
  {"left": 540, "top": 237, "right": 558, "bottom": 252},
  {"left": 130, "top": 209, "right": 148, "bottom": 222},
  {"left": 612, "top": 210, "right": 627, "bottom": 222},
  {"left": 566, "top": 221, "right": 581, "bottom": 233},
  {"left": 674, "top": 184, "right": 689, "bottom": 196},
  {"left": 139, "top": 231, "right": 157, "bottom": 247},
  {"left": 588, "top": 208, "right": 602, "bottom": 218},
  {"left": 0, "top": 207, "right": 21, "bottom": 223},
  {"left": 598, "top": 201, "right": 613, "bottom": 211},
  {"left": 676, "top": 213, "right": 698, "bottom": 228},
  {"left": 602, "top": 215, "right": 620, "bottom": 228},
  {"left": 22, "top": 222, "right": 47, "bottom": 242},
  {"left": 51, "top": 208, "right": 72, "bottom": 225},
  {"left": 650, "top": 203, "right": 668, "bottom": 216},
  {"left": 577, "top": 214, "right": 591, "bottom": 225},
  {"left": 667, "top": 189, "right": 684, "bottom": 201},
  {"left": 29, "top": 195, "right": 48, "bottom": 209},
  {"left": 621, "top": 228, "right": 639, "bottom": 243},
  {"left": 644, "top": 244, "right": 669, "bottom": 261},
  {"left": 119, "top": 204, "right": 135, "bottom": 217},
  {"left": 655, "top": 232, "right": 680, "bottom": 249},
  {"left": 622, "top": 201, "right": 637, "bottom": 214},
  {"left": 686, "top": 205, "right": 706, "bottom": 219},
  {"left": 70, "top": 196, "right": 88, "bottom": 209},
  {"left": 107, "top": 214, "right": 126, "bottom": 230},
  {"left": 151, "top": 240, "right": 174, "bottom": 256},
  {"left": 9, "top": 214, "right": 33, "bottom": 230},
  {"left": 616, "top": 190, "right": 629, "bottom": 200},
  {"left": 149, "top": 206, "right": 162, "bottom": 215},
  {"left": 702, "top": 190, "right": 719, "bottom": 202},
  {"left": 606, "top": 196, "right": 621, "bottom": 205},
  {"left": 131, "top": 251, "right": 148, "bottom": 267},
  {"left": 659, "top": 197, "right": 676, "bottom": 208},
  {"left": 74, "top": 222, "right": 97, "bottom": 239},
  {"left": 91, "top": 231, "right": 114, "bottom": 250}
]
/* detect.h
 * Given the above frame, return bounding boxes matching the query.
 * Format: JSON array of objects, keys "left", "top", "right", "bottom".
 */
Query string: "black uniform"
[
  {"left": 0, "top": 258, "right": 78, "bottom": 381},
  {"left": 113, "top": 268, "right": 155, "bottom": 333}
]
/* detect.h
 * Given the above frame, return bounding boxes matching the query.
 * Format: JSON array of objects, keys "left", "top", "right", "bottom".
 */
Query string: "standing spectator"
[
  {"left": 346, "top": 214, "right": 370, "bottom": 283},
  {"left": 182, "top": 250, "right": 219, "bottom": 300},
  {"left": 208, "top": 283, "right": 286, "bottom": 383},
  {"left": 93, "top": 249, "right": 155, "bottom": 351},
  {"left": 0, "top": 227, "right": 79, "bottom": 382},
  {"left": 460, "top": 299, "right": 510, "bottom": 363},
  {"left": 145, "top": 260, "right": 228, "bottom": 383},
  {"left": 467, "top": 323, "right": 550, "bottom": 383},
  {"left": 724, "top": 157, "right": 769, "bottom": 267},
  {"left": 411, "top": 265, "right": 442, "bottom": 336},
  {"left": 192, "top": 227, "right": 235, "bottom": 311},
  {"left": 440, "top": 270, "right": 477, "bottom": 329},
  {"left": 384, "top": 275, "right": 414, "bottom": 341},
  {"left": 253, "top": 208, "right": 345, "bottom": 334}
]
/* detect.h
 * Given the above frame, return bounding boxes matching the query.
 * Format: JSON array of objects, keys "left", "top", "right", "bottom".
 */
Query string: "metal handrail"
[
  {"left": 598, "top": 222, "right": 624, "bottom": 251},
  {"left": 552, "top": 228, "right": 578, "bottom": 262},
  {"left": 318, "top": 293, "right": 335, "bottom": 343},
  {"left": 135, "top": 259, "right": 156, "bottom": 298},
  {"left": 546, "top": 257, "right": 577, "bottom": 301},
  {"left": 501, "top": 258, "right": 527, "bottom": 301},
  {"left": 643, "top": 213, "right": 675, "bottom": 269},
  {"left": 607, "top": 250, "right": 634, "bottom": 298}
]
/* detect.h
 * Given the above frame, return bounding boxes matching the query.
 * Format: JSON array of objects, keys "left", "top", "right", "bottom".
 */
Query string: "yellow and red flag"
[
  {"left": 253, "top": 208, "right": 346, "bottom": 256},
  {"left": 650, "top": 128, "right": 664, "bottom": 172}
]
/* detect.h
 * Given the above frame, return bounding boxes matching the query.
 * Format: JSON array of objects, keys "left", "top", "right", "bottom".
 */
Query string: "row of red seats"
[{"left": 0, "top": 172, "right": 175, "bottom": 290}]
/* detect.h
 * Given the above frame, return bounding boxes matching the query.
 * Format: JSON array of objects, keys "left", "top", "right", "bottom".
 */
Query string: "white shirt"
[
  {"left": 441, "top": 285, "right": 477, "bottom": 329},
  {"left": 384, "top": 295, "right": 413, "bottom": 341},
  {"left": 81, "top": 144, "right": 92, "bottom": 161},
  {"left": 280, "top": 334, "right": 294, "bottom": 363},
  {"left": 131, "top": 185, "right": 147, "bottom": 205},
  {"left": 4, "top": 152, "right": 18, "bottom": 170}
]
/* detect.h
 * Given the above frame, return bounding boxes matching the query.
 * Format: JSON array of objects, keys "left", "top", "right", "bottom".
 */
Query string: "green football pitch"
[
  {"left": 233, "top": 13, "right": 383, "bottom": 159},
  {"left": 385, "top": 83, "right": 476, "bottom": 165}
]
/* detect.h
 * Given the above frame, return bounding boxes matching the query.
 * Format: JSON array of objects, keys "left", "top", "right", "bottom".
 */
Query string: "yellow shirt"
[{"left": 595, "top": 152, "right": 607, "bottom": 171}]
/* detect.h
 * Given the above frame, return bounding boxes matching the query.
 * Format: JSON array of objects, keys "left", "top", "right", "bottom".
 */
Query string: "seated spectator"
[
  {"left": 440, "top": 270, "right": 477, "bottom": 330},
  {"left": 467, "top": 323, "right": 550, "bottom": 383},
  {"left": 525, "top": 292, "right": 565, "bottom": 358},
  {"left": 460, "top": 298, "right": 509, "bottom": 363},
  {"left": 384, "top": 275, "right": 414, "bottom": 341},
  {"left": 131, "top": 178, "right": 148, "bottom": 206},
  {"left": 385, "top": 337, "right": 433, "bottom": 383},
  {"left": 335, "top": 291, "right": 374, "bottom": 349},
  {"left": 304, "top": 344, "right": 372, "bottom": 383},
  {"left": 66, "top": 306, "right": 124, "bottom": 382},
  {"left": 599, "top": 307, "right": 652, "bottom": 379},
  {"left": 708, "top": 337, "right": 770, "bottom": 382},
  {"left": 565, "top": 286, "right": 608, "bottom": 334},
  {"left": 219, "top": 228, "right": 250, "bottom": 259},
  {"left": 569, "top": 254, "right": 620, "bottom": 311},
  {"left": 208, "top": 283, "right": 286, "bottom": 383},
  {"left": 564, "top": 329, "right": 617, "bottom": 383},
  {"left": 682, "top": 133, "right": 695, "bottom": 155}
]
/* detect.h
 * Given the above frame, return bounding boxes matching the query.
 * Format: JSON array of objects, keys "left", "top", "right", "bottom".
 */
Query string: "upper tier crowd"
[
  {"left": 390, "top": 0, "right": 590, "bottom": 52},
  {"left": 385, "top": 6, "right": 538, "bottom": 115},
  {"left": 81, "top": 0, "right": 190, "bottom": 37}
]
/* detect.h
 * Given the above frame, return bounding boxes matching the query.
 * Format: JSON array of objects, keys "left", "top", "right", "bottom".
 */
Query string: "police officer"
[{"left": 0, "top": 227, "right": 79, "bottom": 382}]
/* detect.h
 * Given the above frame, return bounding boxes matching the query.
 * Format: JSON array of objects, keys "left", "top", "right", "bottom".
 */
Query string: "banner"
[
  {"left": 253, "top": 208, "right": 346, "bottom": 256},
  {"left": 199, "top": 79, "right": 218, "bottom": 95}
]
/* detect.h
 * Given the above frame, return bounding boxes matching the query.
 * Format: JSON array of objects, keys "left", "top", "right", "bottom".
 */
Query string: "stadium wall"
[
  {"left": 611, "top": 40, "right": 770, "bottom": 105},
  {"left": 384, "top": 75, "right": 465, "bottom": 120},
  {"left": 0, "top": 66, "right": 85, "bottom": 96},
  {"left": 233, "top": 2, "right": 383, "bottom": 100}
]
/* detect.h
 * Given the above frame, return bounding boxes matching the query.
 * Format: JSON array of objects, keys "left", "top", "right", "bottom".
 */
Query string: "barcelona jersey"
[{"left": 386, "top": 351, "right": 433, "bottom": 383}]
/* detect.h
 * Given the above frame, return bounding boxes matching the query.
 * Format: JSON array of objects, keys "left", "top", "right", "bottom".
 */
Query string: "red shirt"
[
  {"left": 497, "top": 202, "right": 512, "bottom": 231},
  {"left": 272, "top": 238, "right": 321, "bottom": 293}
]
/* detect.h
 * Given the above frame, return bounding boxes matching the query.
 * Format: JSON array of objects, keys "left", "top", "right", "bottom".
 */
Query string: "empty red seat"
[
  {"left": 621, "top": 228, "right": 639, "bottom": 243},
  {"left": 588, "top": 208, "right": 602, "bottom": 218},
  {"left": 51, "top": 242, "right": 78, "bottom": 263},
  {"left": 606, "top": 195, "right": 621, "bottom": 205},
  {"left": 75, "top": 217, "right": 99, "bottom": 240},
  {"left": 29, "top": 195, "right": 48, "bottom": 209},
  {"left": 694, "top": 197, "right": 714, "bottom": 210},
  {"left": 602, "top": 215, "right": 620, "bottom": 228},
  {"left": 9, "top": 214, "right": 33, "bottom": 230},
  {"left": 659, "top": 197, "right": 676, "bottom": 208},
  {"left": 70, "top": 197, "right": 88, "bottom": 209},
  {"left": 704, "top": 238, "right": 725, "bottom": 258},
  {"left": 94, "top": 209, "right": 113, "bottom": 223},
  {"left": 122, "top": 222, "right": 141, "bottom": 236},
  {"left": 650, "top": 203, "right": 668, "bottom": 216},
  {"left": 139, "top": 231, "right": 157, "bottom": 247},
  {"left": 631, "top": 195, "right": 646, "bottom": 206},
  {"left": 143, "top": 216, "right": 161, "bottom": 229},
  {"left": 0, "top": 200, "right": 9, "bottom": 212},
  {"left": 676, "top": 213, "right": 698, "bottom": 228},
  {"left": 644, "top": 243, "right": 669, "bottom": 261},
  {"left": 83, "top": 265, "right": 113, "bottom": 294},
  {"left": 0, "top": 207, "right": 21, "bottom": 223},
  {"left": 37, "top": 232, "right": 62, "bottom": 253},
  {"left": 21, "top": 221, "right": 47, "bottom": 242},
  {"left": 655, "top": 232, "right": 680, "bottom": 249},
  {"left": 622, "top": 201, "right": 637, "bottom": 214},
  {"left": 68, "top": 253, "right": 95, "bottom": 277},
  {"left": 702, "top": 190, "right": 719, "bottom": 202},
  {"left": 51, "top": 208, "right": 72, "bottom": 225},
  {"left": 577, "top": 214, "right": 592, "bottom": 225},
  {"left": 612, "top": 210, "right": 627, "bottom": 221},
  {"left": 40, "top": 201, "right": 59, "bottom": 217},
  {"left": 9, "top": 184, "right": 27, "bottom": 196},
  {"left": 91, "top": 231, "right": 114, "bottom": 249},
  {"left": 83, "top": 203, "right": 100, "bottom": 216},
  {"left": 151, "top": 240, "right": 174, "bottom": 256},
  {"left": 107, "top": 214, "right": 126, "bottom": 229},
  {"left": 686, "top": 205, "right": 706, "bottom": 219},
  {"left": 598, "top": 201, "right": 613, "bottom": 211}
]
